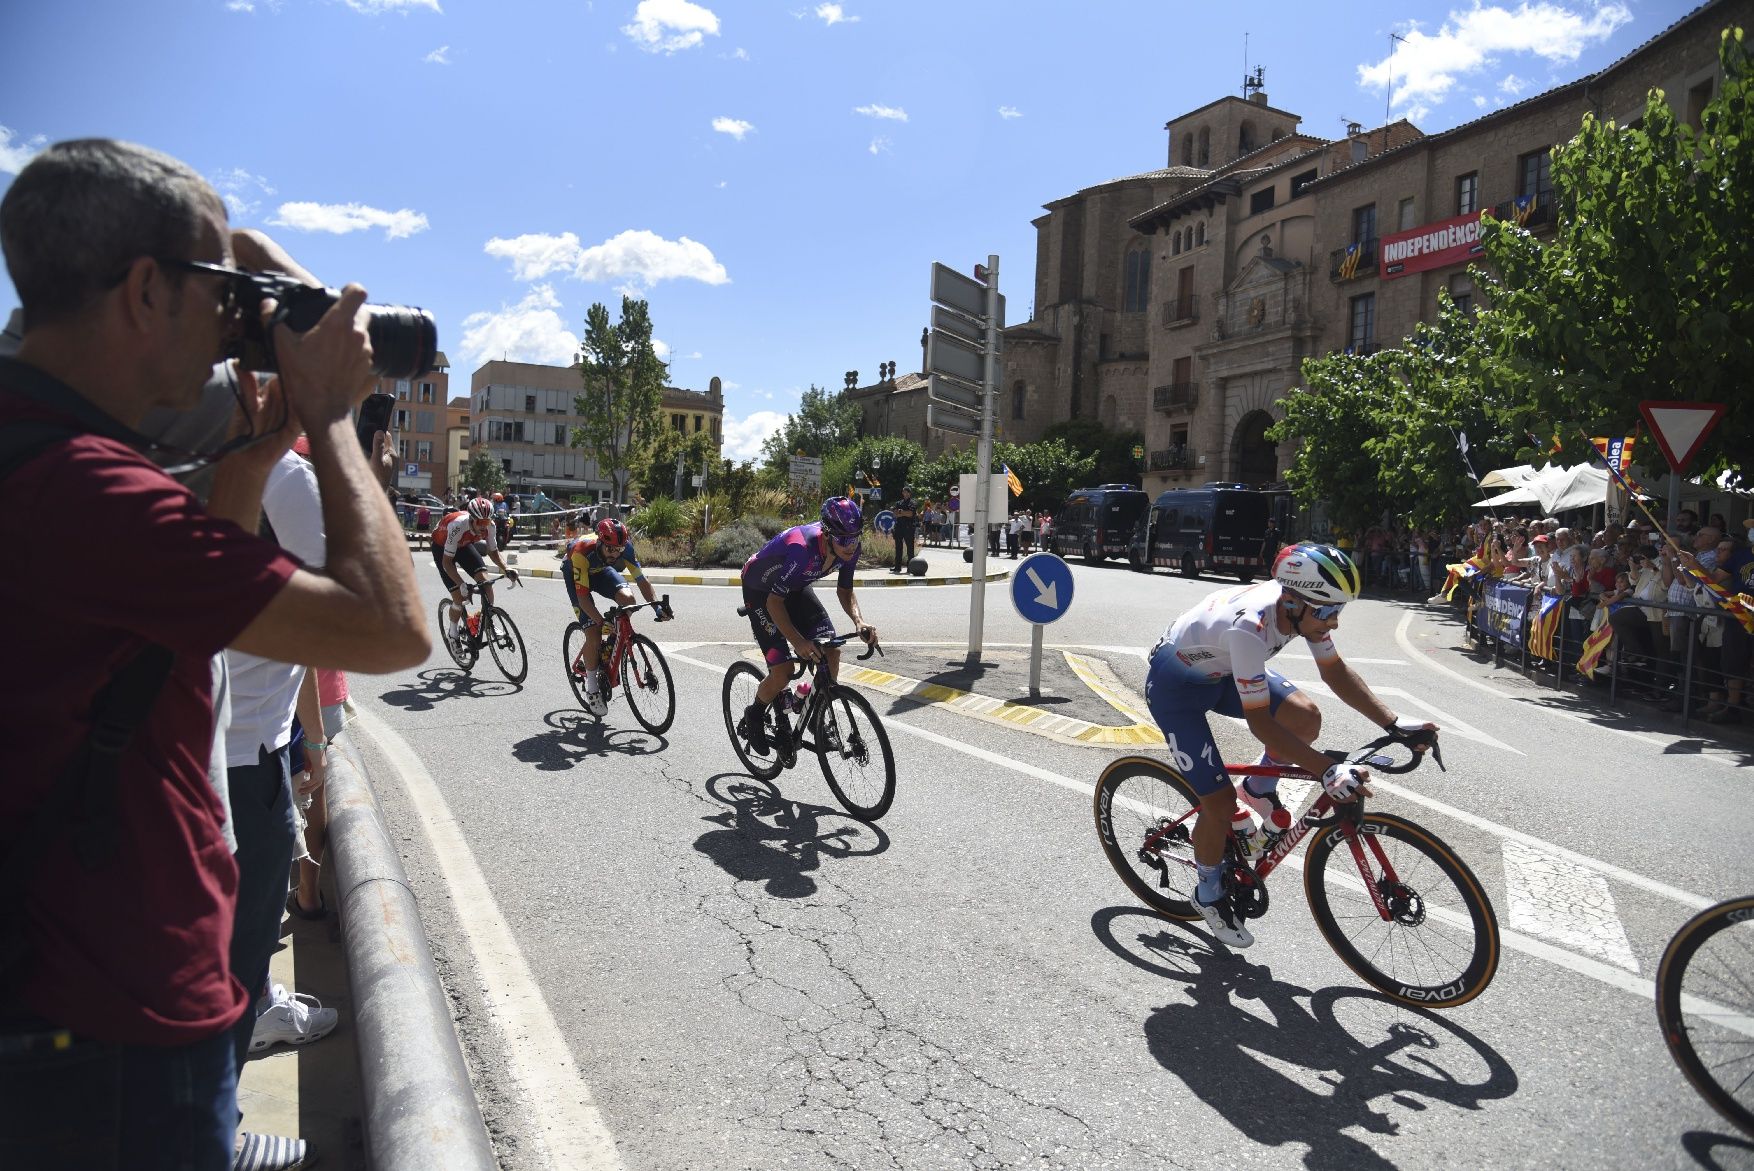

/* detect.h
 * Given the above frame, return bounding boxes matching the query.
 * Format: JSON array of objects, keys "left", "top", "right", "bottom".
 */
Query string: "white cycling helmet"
[{"left": 1272, "top": 542, "right": 1363, "bottom": 607}]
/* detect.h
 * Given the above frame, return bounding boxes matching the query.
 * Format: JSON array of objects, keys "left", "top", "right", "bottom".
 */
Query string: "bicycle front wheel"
[
  {"left": 1093, "top": 756, "right": 1203, "bottom": 921},
  {"left": 813, "top": 684, "right": 895, "bottom": 821},
  {"left": 721, "top": 660, "right": 783, "bottom": 781},
  {"left": 1304, "top": 812, "right": 1499, "bottom": 1009},
  {"left": 484, "top": 607, "right": 528, "bottom": 683},
  {"left": 561, "top": 623, "right": 595, "bottom": 711},
  {"left": 436, "top": 597, "right": 477, "bottom": 671},
  {"left": 621, "top": 633, "right": 676, "bottom": 734},
  {"left": 1657, "top": 896, "right": 1754, "bottom": 1136}
]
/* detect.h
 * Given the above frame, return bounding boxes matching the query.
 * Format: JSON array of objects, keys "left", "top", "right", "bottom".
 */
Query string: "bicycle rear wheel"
[
  {"left": 435, "top": 597, "right": 477, "bottom": 671},
  {"left": 721, "top": 660, "right": 784, "bottom": 781},
  {"left": 1657, "top": 896, "right": 1754, "bottom": 1136},
  {"left": 1093, "top": 756, "right": 1202, "bottom": 921},
  {"left": 813, "top": 684, "right": 895, "bottom": 821},
  {"left": 484, "top": 607, "right": 528, "bottom": 683},
  {"left": 621, "top": 633, "right": 676, "bottom": 734},
  {"left": 1304, "top": 812, "right": 1499, "bottom": 1009}
]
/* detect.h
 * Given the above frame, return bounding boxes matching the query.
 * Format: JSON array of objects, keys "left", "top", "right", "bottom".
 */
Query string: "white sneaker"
[
  {"left": 1192, "top": 892, "right": 1255, "bottom": 949},
  {"left": 249, "top": 983, "right": 339, "bottom": 1054},
  {"left": 584, "top": 686, "right": 609, "bottom": 717}
]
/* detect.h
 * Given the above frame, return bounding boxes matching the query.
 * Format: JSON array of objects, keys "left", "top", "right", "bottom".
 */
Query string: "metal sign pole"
[
  {"left": 968, "top": 254, "right": 999, "bottom": 661},
  {"left": 1028, "top": 622, "right": 1043, "bottom": 698}
]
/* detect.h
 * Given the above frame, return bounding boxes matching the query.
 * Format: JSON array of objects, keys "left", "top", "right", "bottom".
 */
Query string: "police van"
[
  {"left": 1128, "top": 483, "right": 1279, "bottom": 580},
  {"left": 1048, "top": 484, "right": 1149, "bottom": 564}
]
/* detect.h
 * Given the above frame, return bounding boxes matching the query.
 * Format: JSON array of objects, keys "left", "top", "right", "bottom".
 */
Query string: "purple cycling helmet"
[{"left": 819, "top": 496, "right": 863, "bottom": 539}]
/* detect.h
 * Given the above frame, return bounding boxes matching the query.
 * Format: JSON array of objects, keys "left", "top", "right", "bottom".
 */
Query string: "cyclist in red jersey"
[{"left": 432, "top": 496, "right": 518, "bottom": 650}]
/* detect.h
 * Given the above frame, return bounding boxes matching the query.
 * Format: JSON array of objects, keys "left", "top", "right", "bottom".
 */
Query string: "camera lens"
[{"left": 364, "top": 304, "right": 438, "bottom": 379}]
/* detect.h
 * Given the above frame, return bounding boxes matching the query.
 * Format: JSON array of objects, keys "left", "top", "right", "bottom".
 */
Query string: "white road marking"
[
  {"left": 1277, "top": 652, "right": 1409, "bottom": 666},
  {"left": 351, "top": 709, "right": 626, "bottom": 1171},
  {"left": 1286, "top": 680, "right": 1523, "bottom": 755},
  {"left": 667, "top": 653, "right": 1717, "bottom": 1012},
  {"left": 1500, "top": 839, "right": 1640, "bottom": 972}
]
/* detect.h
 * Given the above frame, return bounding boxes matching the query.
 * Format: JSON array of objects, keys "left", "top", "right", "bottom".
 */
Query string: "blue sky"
[{"left": 0, "top": 0, "right": 1693, "bottom": 460}]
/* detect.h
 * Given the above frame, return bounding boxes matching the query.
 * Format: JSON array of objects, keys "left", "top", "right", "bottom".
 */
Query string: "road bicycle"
[
  {"left": 1656, "top": 896, "right": 1754, "bottom": 1136},
  {"left": 436, "top": 574, "right": 527, "bottom": 683},
  {"left": 562, "top": 596, "right": 676, "bottom": 734},
  {"left": 721, "top": 617, "right": 895, "bottom": 821},
  {"left": 1094, "top": 732, "right": 1500, "bottom": 1009}
]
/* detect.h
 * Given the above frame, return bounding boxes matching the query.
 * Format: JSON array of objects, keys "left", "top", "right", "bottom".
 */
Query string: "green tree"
[
  {"left": 912, "top": 438, "right": 1096, "bottom": 513},
  {"left": 460, "top": 444, "right": 508, "bottom": 495},
  {"left": 1040, "top": 419, "right": 1145, "bottom": 487},
  {"left": 633, "top": 428, "right": 718, "bottom": 503},
  {"left": 1476, "top": 26, "right": 1754, "bottom": 471},
  {"left": 759, "top": 384, "right": 864, "bottom": 474},
  {"left": 573, "top": 296, "right": 667, "bottom": 504},
  {"left": 821, "top": 435, "right": 923, "bottom": 509}
]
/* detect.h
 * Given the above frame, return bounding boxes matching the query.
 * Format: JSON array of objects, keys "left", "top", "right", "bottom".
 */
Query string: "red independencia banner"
[{"left": 1381, "top": 211, "right": 1487, "bottom": 280}]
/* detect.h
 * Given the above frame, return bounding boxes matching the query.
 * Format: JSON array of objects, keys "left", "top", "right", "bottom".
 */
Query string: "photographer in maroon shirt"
[{"left": 0, "top": 140, "right": 428, "bottom": 1171}]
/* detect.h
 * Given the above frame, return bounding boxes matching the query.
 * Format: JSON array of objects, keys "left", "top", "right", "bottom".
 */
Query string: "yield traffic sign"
[
  {"left": 1638, "top": 401, "right": 1725, "bottom": 474},
  {"left": 1010, "top": 552, "right": 1074, "bottom": 625}
]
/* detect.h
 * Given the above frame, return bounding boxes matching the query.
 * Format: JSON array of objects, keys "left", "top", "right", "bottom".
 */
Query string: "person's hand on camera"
[
  {"left": 270, "top": 284, "right": 375, "bottom": 433},
  {"left": 222, "top": 369, "right": 299, "bottom": 472}
]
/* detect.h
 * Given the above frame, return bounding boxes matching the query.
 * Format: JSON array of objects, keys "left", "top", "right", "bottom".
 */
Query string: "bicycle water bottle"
[
  {"left": 466, "top": 612, "right": 482, "bottom": 637},
  {"left": 793, "top": 682, "right": 812, "bottom": 710},
  {"left": 1240, "top": 783, "right": 1293, "bottom": 837},
  {"left": 1231, "top": 805, "right": 1264, "bottom": 860}
]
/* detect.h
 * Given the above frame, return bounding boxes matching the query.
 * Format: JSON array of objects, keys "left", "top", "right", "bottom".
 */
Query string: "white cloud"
[
  {"left": 269, "top": 201, "right": 429, "bottom": 239},
  {"left": 226, "top": 1, "right": 256, "bottom": 10},
  {"left": 459, "top": 285, "right": 580, "bottom": 373},
  {"left": 424, "top": 45, "right": 451, "bottom": 64},
  {"left": 1499, "top": 72, "right": 1528, "bottom": 94},
  {"left": 622, "top": 0, "right": 719, "bottom": 53},
  {"left": 484, "top": 228, "right": 730, "bottom": 288},
  {"left": 1473, "top": 94, "right": 1489, "bottom": 108},
  {"left": 209, "top": 167, "right": 278, "bottom": 219},
  {"left": 716, "top": 180, "right": 728, "bottom": 188},
  {"left": 853, "top": 103, "right": 907, "bottom": 122},
  {"left": 0, "top": 125, "right": 47, "bottom": 176},
  {"left": 1359, "top": 3, "right": 1630, "bottom": 116},
  {"left": 727, "top": 47, "right": 749, "bottom": 60},
  {"left": 868, "top": 136, "right": 891, "bottom": 155},
  {"left": 344, "top": 0, "right": 442, "bottom": 12},
  {"left": 815, "top": 3, "right": 859, "bottom": 24},
  {"left": 652, "top": 338, "right": 671, "bottom": 361},
  {"left": 712, "top": 116, "right": 754, "bottom": 140},
  {"left": 721, "top": 410, "right": 787, "bottom": 462},
  {"left": 997, "top": 105, "right": 1022, "bottom": 120}
]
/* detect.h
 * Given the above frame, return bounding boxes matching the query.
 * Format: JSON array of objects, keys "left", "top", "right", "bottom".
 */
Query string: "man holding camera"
[{"left": 0, "top": 139, "right": 430, "bottom": 1170}]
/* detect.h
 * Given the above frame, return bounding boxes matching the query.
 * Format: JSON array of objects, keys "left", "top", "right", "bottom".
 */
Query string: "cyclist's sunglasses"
[{"left": 1289, "top": 593, "right": 1345, "bottom": 620}]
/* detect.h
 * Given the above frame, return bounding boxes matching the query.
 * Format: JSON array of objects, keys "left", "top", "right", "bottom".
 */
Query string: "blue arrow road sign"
[
  {"left": 874, "top": 510, "right": 896, "bottom": 535},
  {"left": 1010, "top": 552, "right": 1074, "bottom": 625}
]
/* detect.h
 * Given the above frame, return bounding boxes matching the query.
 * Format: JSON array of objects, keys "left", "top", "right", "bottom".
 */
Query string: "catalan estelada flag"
[
  {"left": 1526, "top": 593, "right": 1564, "bottom": 661},
  {"left": 1575, "top": 618, "right": 1616, "bottom": 679},
  {"left": 1338, "top": 242, "right": 1364, "bottom": 281},
  {"left": 1004, "top": 464, "right": 1023, "bottom": 496},
  {"left": 1440, "top": 557, "right": 1488, "bottom": 600},
  {"left": 1512, "top": 193, "right": 1538, "bottom": 226}
]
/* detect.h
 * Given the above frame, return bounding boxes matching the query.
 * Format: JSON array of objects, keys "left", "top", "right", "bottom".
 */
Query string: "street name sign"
[
  {"left": 927, "top": 329, "right": 986, "bottom": 385},
  {"left": 927, "top": 403, "right": 981, "bottom": 437},
  {"left": 927, "top": 373, "right": 981, "bottom": 411}
]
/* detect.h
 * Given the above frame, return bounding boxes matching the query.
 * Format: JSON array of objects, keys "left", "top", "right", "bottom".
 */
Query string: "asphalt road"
[{"left": 349, "top": 550, "right": 1754, "bottom": 1171}]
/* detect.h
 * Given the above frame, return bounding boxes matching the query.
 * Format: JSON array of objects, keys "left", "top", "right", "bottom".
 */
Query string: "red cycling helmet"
[
  {"left": 596, "top": 518, "right": 629, "bottom": 546},
  {"left": 467, "top": 497, "right": 494, "bottom": 521}
]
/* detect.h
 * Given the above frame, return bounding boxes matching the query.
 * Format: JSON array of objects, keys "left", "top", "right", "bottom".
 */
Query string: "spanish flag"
[
  {"left": 1004, "top": 464, "right": 1023, "bottom": 497},
  {"left": 1526, "top": 594, "right": 1564, "bottom": 661},
  {"left": 1575, "top": 619, "right": 1615, "bottom": 679}
]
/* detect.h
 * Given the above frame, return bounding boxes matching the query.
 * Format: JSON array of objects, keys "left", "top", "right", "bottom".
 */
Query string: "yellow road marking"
[{"left": 841, "top": 664, "right": 1164, "bottom": 748}]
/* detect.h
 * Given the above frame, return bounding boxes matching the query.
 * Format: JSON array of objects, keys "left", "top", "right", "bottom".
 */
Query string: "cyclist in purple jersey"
[{"left": 738, "top": 497, "right": 879, "bottom": 750}]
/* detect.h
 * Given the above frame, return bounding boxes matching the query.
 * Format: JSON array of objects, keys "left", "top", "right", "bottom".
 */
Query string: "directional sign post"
[{"left": 1010, "top": 552, "right": 1075, "bottom": 697}]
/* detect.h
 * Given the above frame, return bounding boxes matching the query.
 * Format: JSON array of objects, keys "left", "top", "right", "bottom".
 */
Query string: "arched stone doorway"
[{"left": 1232, "top": 410, "right": 1278, "bottom": 485}]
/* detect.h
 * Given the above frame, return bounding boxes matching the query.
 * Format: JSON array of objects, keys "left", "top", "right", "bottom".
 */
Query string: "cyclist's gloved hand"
[
  {"left": 1321, "top": 763, "right": 1370, "bottom": 802},
  {"left": 506, "top": 568, "right": 521, "bottom": 584},
  {"left": 654, "top": 605, "right": 672, "bottom": 623},
  {"left": 1382, "top": 716, "right": 1438, "bottom": 747}
]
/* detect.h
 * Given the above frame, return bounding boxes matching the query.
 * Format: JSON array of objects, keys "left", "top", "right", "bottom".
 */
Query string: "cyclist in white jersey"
[{"left": 1144, "top": 542, "right": 1436, "bottom": 948}]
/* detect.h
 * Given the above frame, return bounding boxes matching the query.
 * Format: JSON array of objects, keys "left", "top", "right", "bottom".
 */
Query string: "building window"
[
  {"left": 1239, "top": 121, "right": 1256, "bottom": 154},
  {"left": 671, "top": 412, "right": 685, "bottom": 432},
  {"left": 1171, "top": 232, "right": 1181, "bottom": 256},
  {"left": 1398, "top": 196, "right": 1416, "bottom": 231},
  {"left": 555, "top": 423, "right": 568, "bottom": 445},
  {"left": 1518, "top": 149, "right": 1553, "bottom": 202},
  {"left": 524, "top": 393, "right": 537, "bottom": 413},
  {"left": 419, "top": 382, "right": 434, "bottom": 404},
  {"left": 393, "top": 408, "right": 409, "bottom": 431},
  {"left": 1348, "top": 293, "right": 1376, "bottom": 353},
  {"left": 1249, "top": 187, "right": 1275, "bottom": 215},
  {"left": 395, "top": 379, "right": 411, "bottom": 400},
  {"left": 397, "top": 438, "right": 409, "bottom": 460},
  {"left": 1123, "top": 247, "right": 1151, "bottom": 313},
  {"left": 1456, "top": 172, "right": 1479, "bottom": 216},
  {"left": 1448, "top": 275, "right": 1475, "bottom": 317},
  {"left": 694, "top": 415, "right": 703, "bottom": 432},
  {"left": 1196, "top": 126, "right": 1210, "bottom": 167},
  {"left": 1685, "top": 78, "right": 1714, "bottom": 129},
  {"left": 415, "top": 440, "right": 433, "bottom": 461},
  {"left": 1290, "top": 168, "right": 1319, "bottom": 197},
  {"left": 1012, "top": 381, "right": 1026, "bottom": 420},
  {"left": 1195, "top": 221, "right": 1205, "bottom": 246},
  {"left": 1352, "top": 203, "right": 1377, "bottom": 247}
]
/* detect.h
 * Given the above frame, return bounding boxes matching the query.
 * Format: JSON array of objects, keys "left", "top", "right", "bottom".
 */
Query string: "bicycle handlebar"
[
  {"left": 463, "top": 573, "right": 520, "bottom": 594},
  {"left": 602, "top": 594, "right": 673, "bottom": 622},
  {"left": 1345, "top": 728, "right": 1444, "bottom": 775}
]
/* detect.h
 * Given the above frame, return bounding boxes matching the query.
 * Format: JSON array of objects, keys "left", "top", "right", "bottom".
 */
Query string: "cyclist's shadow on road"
[
  {"left": 1682, "top": 1130, "right": 1754, "bottom": 1170},
  {"left": 692, "top": 772, "right": 889, "bottom": 899},
  {"left": 510, "top": 710, "right": 667, "bottom": 772},
  {"left": 378, "top": 668, "right": 522, "bottom": 712},
  {"left": 1092, "top": 906, "right": 1518, "bottom": 1171}
]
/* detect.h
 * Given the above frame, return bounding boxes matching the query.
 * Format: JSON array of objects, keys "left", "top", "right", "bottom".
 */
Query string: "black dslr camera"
[{"left": 230, "top": 272, "right": 438, "bottom": 380}]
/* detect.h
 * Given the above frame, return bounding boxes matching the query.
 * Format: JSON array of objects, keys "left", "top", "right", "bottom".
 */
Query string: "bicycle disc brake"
[{"left": 1377, "top": 880, "right": 1425, "bottom": 926}]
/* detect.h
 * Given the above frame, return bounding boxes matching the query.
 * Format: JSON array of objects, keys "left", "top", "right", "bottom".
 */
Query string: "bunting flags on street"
[{"left": 1526, "top": 594, "right": 1564, "bottom": 661}]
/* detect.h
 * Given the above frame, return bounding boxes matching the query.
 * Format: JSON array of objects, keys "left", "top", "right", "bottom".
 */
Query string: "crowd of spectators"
[{"left": 0, "top": 139, "right": 430, "bottom": 1170}]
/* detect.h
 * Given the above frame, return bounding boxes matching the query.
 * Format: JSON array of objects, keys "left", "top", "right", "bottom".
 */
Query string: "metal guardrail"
[
  {"left": 1149, "top": 446, "right": 1196, "bottom": 471},
  {"left": 1152, "top": 383, "right": 1198, "bottom": 411},
  {"left": 1159, "top": 295, "right": 1199, "bottom": 326},
  {"left": 329, "top": 741, "right": 497, "bottom": 1171}
]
